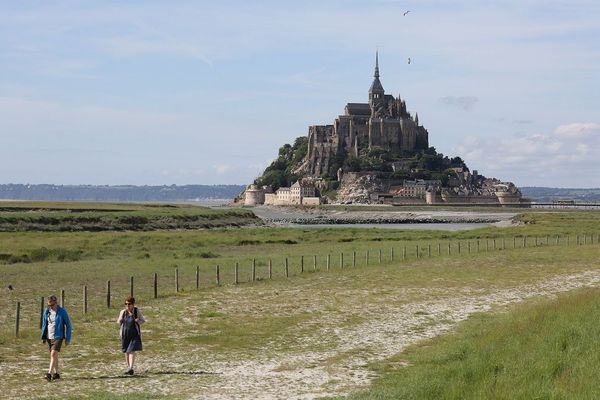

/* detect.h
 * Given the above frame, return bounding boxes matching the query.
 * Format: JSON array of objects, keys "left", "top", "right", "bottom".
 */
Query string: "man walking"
[{"left": 41, "top": 295, "right": 72, "bottom": 381}]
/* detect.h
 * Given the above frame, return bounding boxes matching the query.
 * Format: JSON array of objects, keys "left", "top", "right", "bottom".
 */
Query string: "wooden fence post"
[
  {"left": 106, "top": 280, "right": 111, "bottom": 308},
  {"left": 327, "top": 254, "right": 330, "bottom": 271},
  {"left": 438, "top": 243, "right": 441, "bottom": 256},
  {"left": 39, "top": 297, "right": 45, "bottom": 329},
  {"left": 513, "top": 236, "right": 516, "bottom": 248},
  {"left": 60, "top": 289, "right": 65, "bottom": 308},
  {"left": 340, "top": 253, "right": 344, "bottom": 268},
  {"left": 493, "top": 239, "right": 496, "bottom": 250},
  {"left": 83, "top": 285, "right": 88, "bottom": 314},
  {"left": 403, "top": 246, "right": 407, "bottom": 260},
  {"left": 353, "top": 251, "right": 356, "bottom": 267},
  {"left": 235, "top": 262, "right": 239, "bottom": 284},
  {"left": 523, "top": 236, "right": 526, "bottom": 247},
  {"left": 447, "top": 243, "right": 451, "bottom": 256},
  {"left": 300, "top": 256, "right": 304, "bottom": 273},
  {"left": 313, "top": 255, "right": 317, "bottom": 271},
  {"left": 477, "top": 240, "right": 480, "bottom": 253},
  {"left": 366, "top": 250, "right": 369, "bottom": 265},
  {"left": 175, "top": 268, "right": 179, "bottom": 293},
  {"left": 458, "top": 242, "right": 461, "bottom": 255},
  {"left": 285, "top": 258, "right": 289, "bottom": 277},
  {"left": 390, "top": 247, "right": 394, "bottom": 262},
  {"left": 269, "top": 259, "right": 272, "bottom": 279},
  {"left": 502, "top": 238, "right": 506, "bottom": 249},
  {"left": 468, "top": 242, "right": 471, "bottom": 254},
  {"left": 252, "top": 258, "right": 256, "bottom": 281},
  {"left": 216, "top": 265, "right": 220, "bottom": 286},
  {"left": 428, "top": 244, "right": 431, "bottom": 257},
  {"left": 379, "top": 249, "right": 382, "bottom": 264},
  {"left": 416, "top": 245, "right": 419, "bottom": 258},
  {"left": 15, "top": 302, "right": 20, "bottom": 338},
  {"left": 130, "top": 276, "right": 134, "bottom": 297},
  {"left": 196, "top": 266, "right": 200, "bottom": 290},
  {"left": 153, "top": 273, "right": 158, "bottom": 299}
]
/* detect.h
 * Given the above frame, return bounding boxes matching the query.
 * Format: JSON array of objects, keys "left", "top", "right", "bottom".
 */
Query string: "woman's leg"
[{"left": 128, "top": 352, "right": 136, "bottom": 370}]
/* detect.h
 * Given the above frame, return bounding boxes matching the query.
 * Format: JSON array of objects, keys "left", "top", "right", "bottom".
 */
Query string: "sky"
[{"left": 1, "top": 0, "right": 599, "bottom": 187}]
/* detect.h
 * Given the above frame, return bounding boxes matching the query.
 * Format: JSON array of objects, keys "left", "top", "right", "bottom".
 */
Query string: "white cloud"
[
  {"left": 439, "top": 96, "right": 479, "bottom": 111},
  {"left": 454, "top": 122, "right": 600, "bottom": 187}
]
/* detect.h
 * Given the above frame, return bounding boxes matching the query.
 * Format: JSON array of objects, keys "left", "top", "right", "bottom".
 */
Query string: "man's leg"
[{"left": 49, "top": 350, "right": 59, "bottom": 374}]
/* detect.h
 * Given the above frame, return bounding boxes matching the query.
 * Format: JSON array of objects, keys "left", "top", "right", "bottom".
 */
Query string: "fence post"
[
  {"left": 252, "top": 258, "right": 256, "bottom": 281},
  {"left": 216, "top": 265, "right": 220, "bottom": 286},
  {"left": 486, "top": 240, "right": 489, "bottom": 252},
  {"left": 366, "top": 250, "right": 369, "bottom": 265},
  {"left": 390, "top": 247, "right": 394, "bottom": 262},
  {"left": 447, "top": 243, "right": 451, "bottom": 256},
  {"left": 60, "top": 289, "right": 65, "bottom": 308},
  {"left": 468, "top": 242, "right": 471, "bottom": 254},
  {"left": 523, "top": 236, "right": 526, "bottom": 247},
  {"left": 175, "top": 268, "right": 179, "bottom": 293},
  {"left": 353, "top": 251, "right": 356, "bottom": 267},
  {"left": 327, "top": 254, "right": 330, "bottom": 271},
  {"left": 493, "top": 239, "right": 496, "bottom": 250},
  {"left": 153, "top": 273, "right": 158, "bottom": 299},
  {"left": 301, "top": 256, "right": 304, "bottom": 273},
  {"left": 39, "top": 297, "right": 45, "bottom": 329},
  {"left": 502, "top": 238, "right": 506, "bottom": 249},
  {"left": 458, "top": 242, "right": 461, "bottom": 255},
  {"left": 340, "top": 253, "right": 344, "bottom": 268},
  {"left": 196, "top": 266, "right": 200, "bottom": 290},
  {"left": 285, "top": 258, "right": 289, "bottom": 277},
  {"left": 438, "top": 243, "right": 441, "bottom": 256},
  {"left": 379, "top": 249, "right": 382, "bottom": 264},
  {"left": 416, "top": 245, "right": 419, "bottom": 258},
  {"left": 83, "top": 285, "right": 88, "bottom": 314},
  {"left": 403, "top": 246, "right": 407, "bottom": 260},
  {"left": 428, "top": 244, "right": 431, "bottom": 257},
  {"left": 235, "top": 262, "right": 239, "bottom": 284},
  {"left": 313, "top": 255, "right": 317, "bottom": 271},
  {"left": 269, "top": 259, "right": 272, "bottom": 279},
  {"left": 130, "top": 276, "right": 134, "bottom": 297},
  {"left": 513, "top": 236, "right": 516, "bottom": 248},
  {"left": 15, "top": 302, "right": 20, "bottom": 338},
  {"left": 106, "top": 280, "right": 111, "bottom": 308}
]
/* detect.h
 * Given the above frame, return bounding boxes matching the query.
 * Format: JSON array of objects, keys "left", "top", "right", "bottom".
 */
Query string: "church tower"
[{"left": 368, "top": 52, "right": 385, "bottom": 110}]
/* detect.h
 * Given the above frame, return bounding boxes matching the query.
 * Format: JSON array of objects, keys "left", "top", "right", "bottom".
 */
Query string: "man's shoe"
[
  {"left": 127, "top": 369, "right": 134, "bottom": 375},
  {"left": 45, "top": 373, "right": 52, "bottom": 382},
  {"left": 52, "top": 373, "right": 60, "bottom": 381}
]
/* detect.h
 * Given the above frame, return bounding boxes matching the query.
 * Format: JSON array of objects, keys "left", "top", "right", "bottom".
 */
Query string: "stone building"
[{"left": 306, "top": 53, "right": 429, "bottom": 176}]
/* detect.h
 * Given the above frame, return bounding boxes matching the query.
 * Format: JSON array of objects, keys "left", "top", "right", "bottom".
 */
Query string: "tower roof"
[{"left": 369, "top": 51, "right": 384, "bottom": 94}]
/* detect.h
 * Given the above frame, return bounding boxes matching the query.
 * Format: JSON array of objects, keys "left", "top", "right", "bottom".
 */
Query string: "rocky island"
[{"left": 238, "top": 53, "right": 527, "bottom": 207}]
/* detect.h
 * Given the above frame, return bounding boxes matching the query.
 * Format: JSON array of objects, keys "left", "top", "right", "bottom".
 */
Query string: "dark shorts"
[{"left": 47, "top": 339, "right": 63, "bottom": 352}]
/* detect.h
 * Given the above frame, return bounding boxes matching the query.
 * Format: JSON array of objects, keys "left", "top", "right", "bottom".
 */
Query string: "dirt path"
[{"left": 4, "top": 270, "right": 600, "bottom": 399}]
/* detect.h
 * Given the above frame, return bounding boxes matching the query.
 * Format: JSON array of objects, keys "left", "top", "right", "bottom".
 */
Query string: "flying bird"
[
  {"left": 403, "top": 10, "right": 410, "bottom": 16},
  {"left": 408, "top": 57, "right": 411, "bottom": 64}
]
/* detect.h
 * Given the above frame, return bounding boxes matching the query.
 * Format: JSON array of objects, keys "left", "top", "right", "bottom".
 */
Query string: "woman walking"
[{"left": 117, "top": 296, "right": 145, "bottom": 375}]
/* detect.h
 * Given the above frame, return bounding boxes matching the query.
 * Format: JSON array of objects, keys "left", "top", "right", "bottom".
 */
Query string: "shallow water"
[{"left": 287, "top": 222, "right": 490, "bottom": 231}]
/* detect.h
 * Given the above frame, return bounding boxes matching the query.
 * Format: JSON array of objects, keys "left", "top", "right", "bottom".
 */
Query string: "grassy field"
[
  {"left": 0, "top": 206, "right": 599, "bottom": 399},
  {"left": 341, "top": 287, "right": 600, "bottom": 400},
  {"left": 0, "top": 201, "right": 259, "bottom": 232}
]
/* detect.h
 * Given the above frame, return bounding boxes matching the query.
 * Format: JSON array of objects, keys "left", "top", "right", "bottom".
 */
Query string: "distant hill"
[
  {"left": 0, "top": 184, "right": 246, "bottom": 202},
  {"left": 521, "top": 187, "right": 600, "bottom": 203}
]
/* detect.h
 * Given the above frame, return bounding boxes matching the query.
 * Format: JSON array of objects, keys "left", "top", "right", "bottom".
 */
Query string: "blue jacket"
[{"left": 41, "top": 306, "right": 72, "bottom": 343}]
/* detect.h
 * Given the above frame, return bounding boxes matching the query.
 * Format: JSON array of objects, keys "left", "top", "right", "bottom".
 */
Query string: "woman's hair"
[{"left": 125, "top": 295, "right": 135, "bottom": 305}]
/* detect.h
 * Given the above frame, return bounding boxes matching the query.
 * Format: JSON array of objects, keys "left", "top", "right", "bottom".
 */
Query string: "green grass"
[{"left": 341, "top": 287, "right": 600, "bottom": 400}]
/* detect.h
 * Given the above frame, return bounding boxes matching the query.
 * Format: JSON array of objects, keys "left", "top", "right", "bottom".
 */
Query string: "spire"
[
  {"left": 415, "top": 112, "right": 419, "bottom": 126},
  {"left": 369, "top": 51, "right": 384, "bottom": 99}
]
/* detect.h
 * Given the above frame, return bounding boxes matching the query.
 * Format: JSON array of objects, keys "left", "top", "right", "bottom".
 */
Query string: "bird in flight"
[
  {"left": 403, "top": 10, "right": 410, "bottom": 16},
  {"left": 408, "top": 57, "right": 411, "bottom": 64}
]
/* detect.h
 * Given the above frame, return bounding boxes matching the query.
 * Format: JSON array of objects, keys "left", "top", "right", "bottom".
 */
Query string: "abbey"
[{"left": 306, "top": 53, "right": 430, "bottom": 176}]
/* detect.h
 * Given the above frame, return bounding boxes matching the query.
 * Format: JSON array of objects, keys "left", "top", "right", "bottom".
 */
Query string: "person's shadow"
[{"left": 73, "top": 370, "right": 220, "bottom": 380}]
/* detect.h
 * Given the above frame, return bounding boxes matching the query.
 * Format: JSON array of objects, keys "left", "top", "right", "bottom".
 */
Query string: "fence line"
[{"left": 7, "top": 233, "right": 599, "bottom": 337}]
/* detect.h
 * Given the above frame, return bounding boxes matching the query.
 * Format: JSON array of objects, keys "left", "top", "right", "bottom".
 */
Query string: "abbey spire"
[{"left": 369, "top": 51, "right": 384, "bottom": 105}]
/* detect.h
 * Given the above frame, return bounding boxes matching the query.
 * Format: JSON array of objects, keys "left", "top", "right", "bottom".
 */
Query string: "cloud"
[
  {"left": 453, "top": 122, "right": 600, "bottom": 187},
  {"left": 554, "top": 122, "right": 600, "bottom": 138},
  {"left": 439, "top": 96, "right": 479, "bottom": 111}
]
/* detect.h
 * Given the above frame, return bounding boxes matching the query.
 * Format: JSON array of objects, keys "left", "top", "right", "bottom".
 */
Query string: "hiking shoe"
[
  {"left": 127, "top": 369, "right": 134, "bottom": 375},
  {"left": 52, "top": 373, "right": 60, "bottom": 381},
  {"left": 45, "top": 373, "right": 52, "bottom": 382}
]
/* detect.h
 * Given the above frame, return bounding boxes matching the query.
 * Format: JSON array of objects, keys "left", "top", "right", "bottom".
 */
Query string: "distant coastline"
[{"left": 0, "top": 184, "right": 245, "bottom": 203}]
